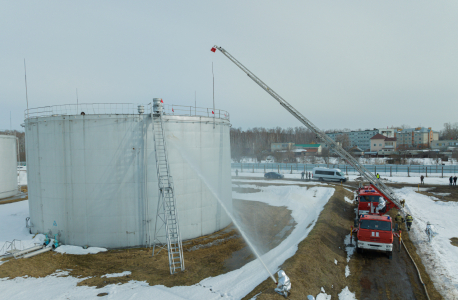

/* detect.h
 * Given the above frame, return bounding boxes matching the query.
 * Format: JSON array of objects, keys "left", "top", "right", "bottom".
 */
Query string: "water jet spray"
[{"left": 169, "top": 138, "right": 277, "bottom": 283}]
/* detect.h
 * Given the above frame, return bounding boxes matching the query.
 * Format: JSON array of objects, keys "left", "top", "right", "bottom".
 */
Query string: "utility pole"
[
  {"left": 212, "top": 62, "right": 215, "bottom": 129},
  {"left": 24, "top": 59, "right": 29, "bottom": 119}
]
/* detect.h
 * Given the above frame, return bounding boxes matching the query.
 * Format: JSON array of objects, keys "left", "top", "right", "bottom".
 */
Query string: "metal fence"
[
  {"left": 231, "top": 163, "right": 458, "bottom": 176},
  {"left": 25, "top": 103, "right": 230, "bottom": 121}
]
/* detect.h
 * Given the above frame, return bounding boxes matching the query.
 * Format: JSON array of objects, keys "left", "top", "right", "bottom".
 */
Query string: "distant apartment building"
[
  {"left": 430, "top": 139, "right": 458, "bottom": 150},
  {"left": 370, "top": 134, "right": 397, "bottom": 155},
  {"left": 326, "top": 128, "right": 392, "bottom": 151},
  {"left": 271, "top": 143, "right": 295, "bottom": 152},
  {"left": 396, "top": 127, "right": 439, "bottom": 149}
]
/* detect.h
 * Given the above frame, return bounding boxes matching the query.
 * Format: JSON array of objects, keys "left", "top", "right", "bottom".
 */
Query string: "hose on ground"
[{"left": 401, "top": 239, "right": 431, "bottom": 300}]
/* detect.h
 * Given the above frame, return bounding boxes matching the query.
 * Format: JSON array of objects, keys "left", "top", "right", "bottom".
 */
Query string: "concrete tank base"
[{"left": 25, "top": 113, "right": 232, "bottom": 248}]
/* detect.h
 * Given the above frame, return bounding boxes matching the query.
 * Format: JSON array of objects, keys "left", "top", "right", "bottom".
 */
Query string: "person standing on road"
[
  {"left": 236, "top": 169, "right": 238, "bottom": 177},
  {"left": 420, "top": 175, "right": 424, "bottom": 185},
  {"left": 395, "top": 212, "right": 404, "bottom": 231},
  {"left": 406, "top": 214, "right": 413, "bottom": 231},
  {"left": 301, "top": 171, "right": 305, "bottom": 180},
  {"left": 454, "top": 176, "right": 457, "bottom": 186},
  {"left": 450, "top": 176, "right": 453, "bottom": 186}
]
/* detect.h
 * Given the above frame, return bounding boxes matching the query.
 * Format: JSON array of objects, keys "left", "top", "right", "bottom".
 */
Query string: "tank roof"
[{"left": 25, "top": 103, "right": 230, "bottom": 122}]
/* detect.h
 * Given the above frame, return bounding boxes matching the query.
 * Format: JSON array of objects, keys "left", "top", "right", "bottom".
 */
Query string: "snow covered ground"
[
  {"left": 234, "top": 170, "right": 457, "bottom": 186},
  {"left": 0, "top": 181, "right": 338, "bottom": 299},
  {"left": 0, "top": 201, "right": 42, "bottom": 258},
  {"left": 397, "top": 187, "right": 458, "bottom": 299}
]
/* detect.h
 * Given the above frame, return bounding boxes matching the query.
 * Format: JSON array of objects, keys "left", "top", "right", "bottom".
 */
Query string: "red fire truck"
[
  {"left": 356, "top": 185, "right": 384, "bottom": 216},
  {"left": 355, "top": 214, "right": 394, "bottom": 258},
  {"left": 353, "top": 184, "right": 400, "bottom": 259}
]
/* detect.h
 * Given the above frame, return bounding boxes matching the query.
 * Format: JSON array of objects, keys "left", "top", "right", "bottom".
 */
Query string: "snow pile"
[
  {"left": 344, "top": 234, "right": 356, "bottom": 278},
  {"left": 101, "top": 271, "right": 131, "bottom": 278},
  {"left": 232, "top": 175, "right": 328, "bottom": 185},
  {"left": 55, "top": 245, "right": 107, "bottom": 255},
  {"left": 345, "top": 266, "right": 350, "bottom": 278},
  {"left": 0, "top": 201, "right": 42, "bottom": 257},
  {"left": 397, "top": 187, "right": 458, "bottom": 298},
  {"left": 344, "top": 196, "right": 353, "bottom": 204},
  {"left": 344, "top": 234, "right": 356, "bottom": 263},
  {"left": 316, "top": 287, "right": 331, "bottom": 300},
  {"left": 338, "top": 286, "right": 357, "bottom": 300}
]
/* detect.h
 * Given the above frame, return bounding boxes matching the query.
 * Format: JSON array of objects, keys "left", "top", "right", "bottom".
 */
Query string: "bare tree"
[
  {"left": 335, "top": 134, "right": 351, "bottom": 149},
  {"left": 441, "top": 122, "right": 458, "bottom": 140},
  {"left": 321, "top": 147, "right": 330, "bottom": 164}
]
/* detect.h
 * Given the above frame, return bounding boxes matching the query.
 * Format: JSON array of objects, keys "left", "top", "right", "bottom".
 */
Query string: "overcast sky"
[{"left": 1, "top": 1, "right": 457, "bottom": 131}]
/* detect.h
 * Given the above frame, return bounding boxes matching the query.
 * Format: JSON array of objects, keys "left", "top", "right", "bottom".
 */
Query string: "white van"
[{"left": 312, "top": 167, "right": 347, "bottom": 182}]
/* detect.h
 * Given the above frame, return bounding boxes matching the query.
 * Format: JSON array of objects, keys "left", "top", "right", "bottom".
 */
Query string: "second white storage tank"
[{"left": 0, "top": 135, "right": 18, "bottom": 199}]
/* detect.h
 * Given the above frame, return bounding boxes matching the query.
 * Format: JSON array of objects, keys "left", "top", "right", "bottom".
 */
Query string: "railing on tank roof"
[
  {"left": 162, "top": 104, "right": 230, "bottom": 121},
  {"left": 24, "top": 103, "right": 230, "bottom": 121}
]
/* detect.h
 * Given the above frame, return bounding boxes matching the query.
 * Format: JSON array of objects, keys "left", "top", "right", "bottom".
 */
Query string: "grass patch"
[
  {"left": 0, "top": 228, "right": 245, "bottom": 288},
  {"left": 450, "top": 238, "right": 458, "bottom": 247}
]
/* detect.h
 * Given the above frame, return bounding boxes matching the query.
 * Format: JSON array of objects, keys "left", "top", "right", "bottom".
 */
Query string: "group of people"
[
  {"left": 420, "top": 175, "right": 457, "bottom": 186},
  {"left": 395, "top": 212, "right": 414, "bottom": 231},
  {"left": 301, "top": 171, "right": 312, "bottom": 180}
]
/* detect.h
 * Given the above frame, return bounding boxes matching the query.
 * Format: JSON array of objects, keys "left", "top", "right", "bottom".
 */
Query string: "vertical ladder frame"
[{"left": 151, "top": 108, "right": 185, "bottom": 274}]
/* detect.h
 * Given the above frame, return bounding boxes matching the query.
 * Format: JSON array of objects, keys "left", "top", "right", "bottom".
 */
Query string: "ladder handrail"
[
  {"left": 212, "top": 46, "right": 404, "bottom": 213},
  {"left": 151, "top": 112, "right": 185, "bottom": 274}
]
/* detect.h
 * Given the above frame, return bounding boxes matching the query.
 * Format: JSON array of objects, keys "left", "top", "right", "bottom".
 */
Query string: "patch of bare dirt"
[{"left": 451, "top": 238, "right": 458, "bottom": 247}]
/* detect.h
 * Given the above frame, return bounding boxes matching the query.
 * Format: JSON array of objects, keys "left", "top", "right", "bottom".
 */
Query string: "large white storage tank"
[
  {"left": 0, "top": 135, "right": 18, "bottom": 199},
  {"left": 25, "top": 103, "right": 232, "bottom": 248}
]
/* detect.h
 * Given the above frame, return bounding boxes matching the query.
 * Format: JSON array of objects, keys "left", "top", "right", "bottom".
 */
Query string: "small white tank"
[{"left": 0, "top": 135, "right": 18, "bottom": 199}]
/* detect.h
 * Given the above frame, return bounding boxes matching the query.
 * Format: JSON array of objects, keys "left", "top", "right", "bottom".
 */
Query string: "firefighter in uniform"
[
  {"left": 395, "top": 212, "right": 404, "bottom": 231},
  {"left": 406, "top": 214, "right": 413, "bottom": 231}
]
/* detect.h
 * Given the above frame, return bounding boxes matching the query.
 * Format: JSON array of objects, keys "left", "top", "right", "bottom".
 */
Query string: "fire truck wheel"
[
  {"left": 387, "top": 251, "right": 392, "bottom": 259},
  {"left": 356, "top": 245, "right": 362, "bottom": 254}
]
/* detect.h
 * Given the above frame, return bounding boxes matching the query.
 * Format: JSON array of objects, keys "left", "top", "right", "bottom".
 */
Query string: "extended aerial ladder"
[{"left": 211, "top": 46, "right": 404, "bottom": 214}]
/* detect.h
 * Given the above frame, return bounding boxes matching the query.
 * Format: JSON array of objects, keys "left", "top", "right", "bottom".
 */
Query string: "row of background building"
[{"left": 271, "top": 126, "right": 458, "bottom": 157}]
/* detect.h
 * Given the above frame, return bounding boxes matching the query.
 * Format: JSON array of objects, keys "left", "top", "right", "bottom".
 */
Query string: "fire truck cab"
[{"left": 355, "top": 214, "right": 393, "bottom": 259}]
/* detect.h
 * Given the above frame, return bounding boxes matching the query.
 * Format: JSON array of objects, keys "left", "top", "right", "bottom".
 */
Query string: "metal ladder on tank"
[{"left": 151, "top": 111, "right": 185, "bottom": 274}]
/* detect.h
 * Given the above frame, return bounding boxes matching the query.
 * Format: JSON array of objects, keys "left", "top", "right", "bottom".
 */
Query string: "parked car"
[{"left": 264, "top": 172, "right": 284, "bottom": 179}]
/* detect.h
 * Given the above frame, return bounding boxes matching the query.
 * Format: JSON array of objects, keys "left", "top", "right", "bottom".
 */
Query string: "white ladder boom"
[{"left": 212, "top": 45, "right": 404, "bottom": 213}]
